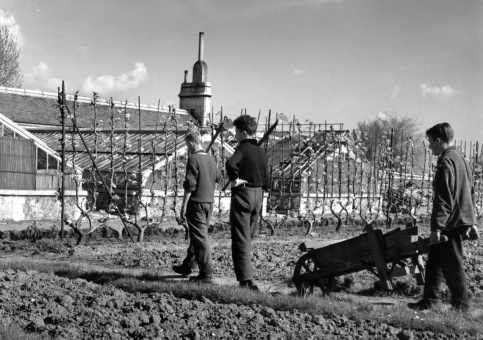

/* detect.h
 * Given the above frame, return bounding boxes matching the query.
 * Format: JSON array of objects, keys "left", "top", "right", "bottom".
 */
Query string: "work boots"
[
  {"left": 172, "top": 264, "right": 192, "bottom": 277},
  {"left": 463, "top": 225, "right": 479, "bottom": 241}
]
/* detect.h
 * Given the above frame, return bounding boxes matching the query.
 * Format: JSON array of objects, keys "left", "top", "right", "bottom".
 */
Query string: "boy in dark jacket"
[
  {"left": 172, "top": 129, "right": 220, "bottom": 283},
  {"left": 226, "top": 115, "right": 270, "bottom": 291},
  {"left": 408, "top": 122, "right": 476, "bottom": 312}
]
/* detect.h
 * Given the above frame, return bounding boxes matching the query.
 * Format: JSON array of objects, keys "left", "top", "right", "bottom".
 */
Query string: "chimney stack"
[
  {"left": 179, "top": 32, "right": 211, "bottom": 126},
  {"left": 198, "top": 32, "right": 204, "bottom": 61}
]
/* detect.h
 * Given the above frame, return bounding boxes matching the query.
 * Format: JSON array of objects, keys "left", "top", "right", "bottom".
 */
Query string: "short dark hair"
[
  {"left": 184, "top": 128, "right": 202, "bottom": 145},
  {"left": 426, "top": 122, "right": 454, "bottom": 143},
  {"left": 233, "top": 115, "right": 257, "bottom": 135}
]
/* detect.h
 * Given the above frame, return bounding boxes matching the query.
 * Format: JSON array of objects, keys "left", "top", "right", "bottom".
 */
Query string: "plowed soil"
[{"left": 0, "top": 220, "right": 482, "bottom": 339}]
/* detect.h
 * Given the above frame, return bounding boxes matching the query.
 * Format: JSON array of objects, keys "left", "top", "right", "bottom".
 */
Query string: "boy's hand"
[
  {"left": 180, "top": 205, "right": 187, "bottom": 222},
  {"left": 231, "top": 178, "right": 248, "bottom": 188},
  {"left": 429, "top": 230, "right": 441, "bottom": 244}
]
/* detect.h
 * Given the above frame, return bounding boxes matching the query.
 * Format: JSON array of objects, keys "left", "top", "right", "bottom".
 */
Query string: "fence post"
[{"left": 60, "top": 81, "right": 66, "bottom": 241}]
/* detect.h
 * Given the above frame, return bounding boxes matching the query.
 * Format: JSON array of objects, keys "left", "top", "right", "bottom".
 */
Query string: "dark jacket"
[
  {"left": 431, "top": 146, "right": 476, "bottom": 232},
  {"left": 183, "top": 151, "right": 220, "bottom": 203},
  {"left": 226, "top": 139, "right": 270, "bottom": 190}
]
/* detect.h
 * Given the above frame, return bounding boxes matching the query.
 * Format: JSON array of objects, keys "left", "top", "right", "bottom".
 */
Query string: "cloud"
[
  {"left": 24, "top": 62, "right": 63, "bottom": 92},
  {"left": 420, "top": 83, "right": 457, "bottom": 101},
  {"left": 391, "top": 86, "right": 401, "bottom": 99},
  {"left": 0, "top": 9, "right": 25, "bottom": 47},
  {"left": 376, "top": 112, "right": 388, "bottom": 121},
  {"left": 82, "top": 62, "right": 148, "bottom": 94},
  {"left": 292, "top": 69, "right": 306, "bottom": 76}
]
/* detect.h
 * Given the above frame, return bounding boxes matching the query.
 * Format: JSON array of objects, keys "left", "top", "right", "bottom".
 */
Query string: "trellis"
[
  {"left": 262, "top": 121, "right": 483, "bottom": 234},
  {"left": 52, "top": 84, "right": 482, "bottom": 244}
]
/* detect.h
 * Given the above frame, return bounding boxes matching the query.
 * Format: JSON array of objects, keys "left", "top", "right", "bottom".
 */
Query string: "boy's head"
[
  {"left": 233, "top": 115, "right": 257, "bottom": 142},
  {"left": 184, "top": 128, "right": 202, "bottom": 153},
  {"left": 425, "top": 122, "right": 454, "bottom": 156}
]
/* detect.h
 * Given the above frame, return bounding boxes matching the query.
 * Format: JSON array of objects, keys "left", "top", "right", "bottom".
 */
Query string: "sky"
[{"left": 1, "top": 0, "right": 482, "bottom": 141}]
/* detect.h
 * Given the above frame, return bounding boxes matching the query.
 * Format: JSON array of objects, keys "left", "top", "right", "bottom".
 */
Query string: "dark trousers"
[
  {"left": 423, "top": 228, "right": 469, "bottom": 310},
  {"left": 181, "top": 201, "right": 214, "bottom": 277},
  {"left": 230, "top": 186, "right": 263, "bottom": 282}
]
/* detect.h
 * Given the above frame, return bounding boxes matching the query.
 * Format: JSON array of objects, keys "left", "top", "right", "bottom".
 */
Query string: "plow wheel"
[{"left": 293, "top": 253, "right": 335, "bottom": 296}]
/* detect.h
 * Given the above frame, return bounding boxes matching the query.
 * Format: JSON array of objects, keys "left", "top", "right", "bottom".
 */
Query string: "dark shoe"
[
  {"left": 172, "top": 264, "right": 192, "bottom": 277},
  {"left": 468, "top": 225, "right": 479, "bottom": 240},
  {"left": 407, "top": 300, "right": 433, "bottom": 311},
  {"left": 462, "top": 225, "right": 479, "bottom": 241},
  {"left": 240, "top": 280, "right": 260, "bottom": 291},
  {"left": 189, "top": 275, "right": 214, "bottom": 284}
]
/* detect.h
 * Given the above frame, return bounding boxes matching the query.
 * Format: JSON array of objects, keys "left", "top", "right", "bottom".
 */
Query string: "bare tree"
[
  {"left": 0, "top": 26, "right": 22, "bottom": 88},
  {"left": 357, "top": 112, "right": 424, "bottom": 172}
]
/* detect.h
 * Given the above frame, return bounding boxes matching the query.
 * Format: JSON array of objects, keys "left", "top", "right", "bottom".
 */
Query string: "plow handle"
[
  {"left": 426, "top": 234, "right": 448, "bottom": 245},
  {"left": 417, "top": 234, "right": 448, "bottom": 254}
]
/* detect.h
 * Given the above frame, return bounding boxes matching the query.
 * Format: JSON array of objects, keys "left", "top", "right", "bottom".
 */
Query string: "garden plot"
[{"left": 0, "top": 221, "right": 482, "bottom": 339}]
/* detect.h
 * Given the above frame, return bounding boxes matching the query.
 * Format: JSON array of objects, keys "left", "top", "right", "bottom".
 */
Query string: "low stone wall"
[
  {"left": 124, "top": 190, "right": 268, "bottom": 218},
  {"left": 0, "top": 190, "right": 87, "bottom": 221},
  {"left": 0, "top": 189, "right": 267, "bottom": 223}
]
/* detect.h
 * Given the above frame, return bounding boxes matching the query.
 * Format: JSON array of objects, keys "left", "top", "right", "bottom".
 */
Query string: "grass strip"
[{"left": 1, "top": 259, "right": 481, "bottom": 337}]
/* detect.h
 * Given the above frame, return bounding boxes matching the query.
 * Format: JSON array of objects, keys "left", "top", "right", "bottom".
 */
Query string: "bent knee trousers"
[{"left": 182, "top": 201, "right": 214, "bottom": 276}]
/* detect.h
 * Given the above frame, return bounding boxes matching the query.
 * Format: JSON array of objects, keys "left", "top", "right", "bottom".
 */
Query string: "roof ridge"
[{"left": 0, "top": 87, "right": 187, "bottom": 114}]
